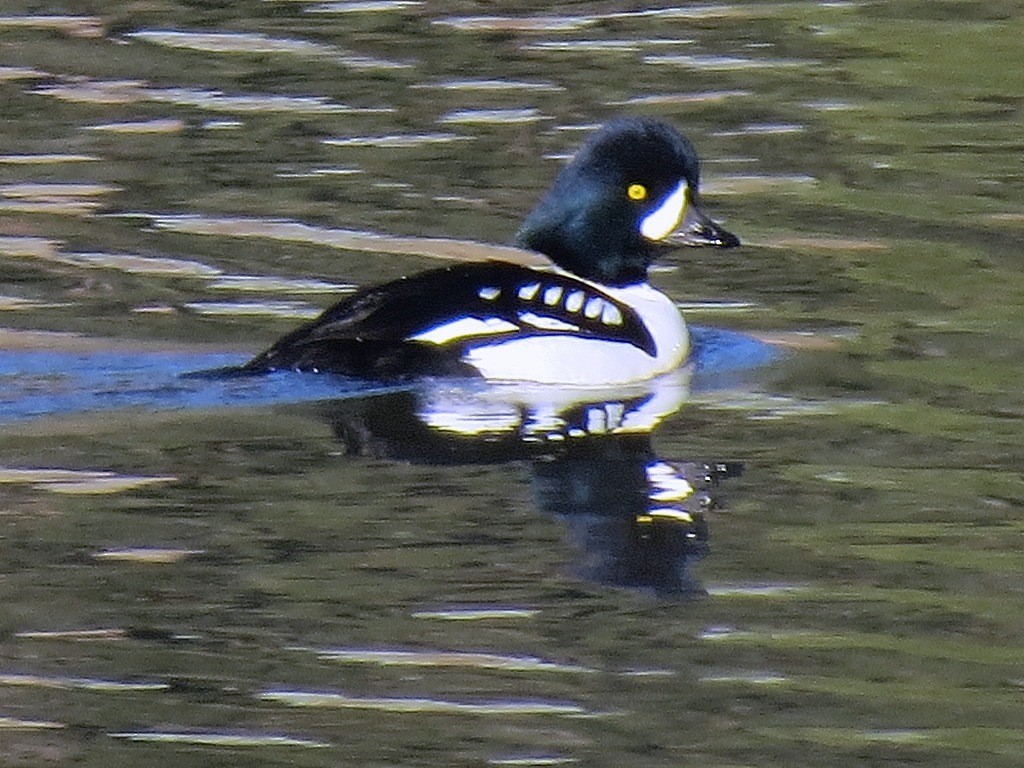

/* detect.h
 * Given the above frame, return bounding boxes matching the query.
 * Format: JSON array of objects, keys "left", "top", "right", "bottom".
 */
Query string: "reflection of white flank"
[
  {"left": 641, "top": 180, "right": 688, "bottom": 241},
  {"left": 415, "top": 369, "right": 691, "bottom": 439},
  {"left": 409, "top": 316, "right": 517, "bottom": 344},
  {"left": 419, "top": 402, "right": 522, "bottom": 434}
]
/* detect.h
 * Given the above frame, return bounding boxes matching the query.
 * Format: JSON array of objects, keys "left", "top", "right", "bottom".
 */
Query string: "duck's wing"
[{"left": 242, "top": 261, "right": 656, "bottom": 375}]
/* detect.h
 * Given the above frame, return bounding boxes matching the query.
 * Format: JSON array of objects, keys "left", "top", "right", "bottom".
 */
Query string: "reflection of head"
[{"left": 532, "top": 440, "right": 710, "bottom": 597}]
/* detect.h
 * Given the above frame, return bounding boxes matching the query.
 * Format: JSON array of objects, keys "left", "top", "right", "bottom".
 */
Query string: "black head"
[{"left": 516, "top": 117, "right": 739, "bottom": 286}]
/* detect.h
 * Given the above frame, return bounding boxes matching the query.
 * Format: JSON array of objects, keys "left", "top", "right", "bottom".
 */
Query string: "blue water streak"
[{"left": 0, "top": 326, "right": 776, "bottom": 422}]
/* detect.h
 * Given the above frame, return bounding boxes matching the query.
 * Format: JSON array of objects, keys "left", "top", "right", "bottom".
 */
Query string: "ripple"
[
  {"left": 137, "top": 213, "right": 542, "bottom": 265},
  {"left": 60, "top": 252, "right": 222, "bottom": 276},
  {"left": 303, "top": 647, "right": 594, "bottom": 673},
  {"left": 0, "top": 65, "right": 48, "bottom": 81},
  {"left": 0, "top": 468, "right": 176, "bottom": 494},
  {"left": 35, "top": 79, "right": 389, "bottom": 115},
  {"left": 0, "top": 14, "right": 103, "bottom": 37},
  {"left": 85, "top": 118, "right": 185, "bottom": 133},
  {"left": 433, "top": 15, "right": 596, "bottom": 32},
  {"left": 275, "top": 166, "right": 362, "bottom": 179},
  {"left": 309, "top": 1, "right": 423, "bottom": 12},
  {"left": 208, "top": 275, "right": 355, "bottom": 293},
  {"left": 706, "top": 583, "right": 811, "bottom": 597},
  {"left": 607, "top": 90, "right": 749, "bottom": 106},
  {"left": 411, "top": 607, "right": 539, "bottom": 621},
  {"left": 260, "top": 690, "right": 589, "bottom": 716},
  {"left": 697, "top": 626, "right": 743, "bottom": 640},
  {"left": 0, "top": 182, "right": 120, "bottom": 199},
  {"left": 694, "top": 393, "right": 850, "bottom": 418},
  {"left": 439, "top": 108, "right": 544, "bottom": 125},
  {"left": 699, "top": 671, "right": 789, "bottom": 684},
  {"left": 526, "top": 37, "right": 697, "bottom": 54},
  {"left": 701, "top": 174, "right": 817, "bottom": 195},
  {"left": 644, "top": 53, "right": 816, "bottom": 70},
  {"left": 15, "top": 628, "right": 128, "bottom": 640},
  {"left": 522, "top": 40, "right": 646, "bottom": 53},
  {"left": 984, "top": 212, "right": 1024, "bottom": 227},
  {"left": 183, "top": 301, "right": 322, "bottom": 319},
  {"left": 675, "top": 300, "right": 759, "bottom": 312},
  {"left": 412, "top": 78, "right": 563, "bottom": 93},
  {"left": 0, "top": 153, "right": 98, "bottom": 164},
  {"left": 0, "top": 237, "right": 62, "bottom": 261},
  {"left": 0, "top": 716, "right": 65, "bottom": 730},
  {"left": 109, "top": 731, "right": 330, "bottom": 748},
  {"left": 202, "top": 118, "right": 243, "bottom": 130},
  {"left": 324, "top": 132, "right": 471, "bottom": 147},
  {"left": 0, "top": 673, "right": 168, "bottom": 692},
  {"left": 127, "top": 29, "right": 409, "bottom": 70},
  {"left": 713, "top": 123, "right": 806, "bottom": 136},
  {"left": 803, "top": 99, "right": 859, "bottom": 111},
  {"left": 93, "top": 548, "right": 204, "bottom": 563},
  {"left": 754, "top": 234, "right": 888, "bottom": 251},
  {"left": 0, "top": 296, "right": 68, "bottom": 310}
]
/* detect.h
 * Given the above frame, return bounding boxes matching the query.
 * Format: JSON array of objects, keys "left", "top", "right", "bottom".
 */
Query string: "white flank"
[
  {"left": 465, "top": 281, "right": 688, "bottom": 385},
  {"left": 640, "top": 180, "right": 688, "bottom": 241},
  {"left": 409, "top": 316, "right": 517, "bottom": 344}
]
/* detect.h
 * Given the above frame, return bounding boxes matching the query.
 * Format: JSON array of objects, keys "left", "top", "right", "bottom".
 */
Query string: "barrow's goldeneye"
[{"left": 241, "top": 117, "right": 738, "bottom": 385}]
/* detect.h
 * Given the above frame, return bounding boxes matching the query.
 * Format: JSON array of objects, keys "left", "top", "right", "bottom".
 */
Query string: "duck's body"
[
  {"left": 457, "top": 274, "right": 688, "bottom": 386},
  {"left": 242, "top": 117, "right": 739, "bottom": 385}
]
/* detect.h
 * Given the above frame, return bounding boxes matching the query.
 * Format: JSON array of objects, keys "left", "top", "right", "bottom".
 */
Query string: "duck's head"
[{"left": 516, "top": 117, "right": 739, "bottom": 286}]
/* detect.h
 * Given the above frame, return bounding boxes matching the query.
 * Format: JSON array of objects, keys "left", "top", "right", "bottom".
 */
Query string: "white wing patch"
[
  {"left": 564, "top": 290, "right": 585, "bottom": 312},
  {"left": 600, "top": 303, "right": 623, "bottom": 326},
  {"left": 477, "top": 286, "right": 501, "bottom": 301},
  {"left": 409, "top": 316, "right": 518, "bottom": 345},
  {"left": 515, "top": 281, "right": 624, "bottom": 327},
  {"left": 640, "top": 180, "right": 688, "bottom": 241},
  {"left": 518, "top": 311, "right": 580, "bottom": 332},
  {"left": 517, "top": 282, "right": 541, "bottom": 300},
  {"left": 542, "top": 286, "right": 563, "bottom": 305}
]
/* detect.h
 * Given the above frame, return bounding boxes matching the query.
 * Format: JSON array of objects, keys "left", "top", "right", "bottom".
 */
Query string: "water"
[{"left": 1, "top": 2, "right": 1023, "bottom": 766}]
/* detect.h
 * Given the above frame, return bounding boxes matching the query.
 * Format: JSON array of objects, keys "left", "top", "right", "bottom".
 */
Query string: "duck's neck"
[{"left": 516, "top": 231, "right": 654, "bottom": 287}]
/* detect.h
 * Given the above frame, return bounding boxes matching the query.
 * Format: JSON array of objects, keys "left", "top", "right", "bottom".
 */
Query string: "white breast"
[{"left": 463, "top": 281, "right": 688, "bottom": 385}]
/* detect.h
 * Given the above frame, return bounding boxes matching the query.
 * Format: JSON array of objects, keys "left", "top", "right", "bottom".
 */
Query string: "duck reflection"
[{"left": 313, "top": 370, "right": 741, "bottom": 597}]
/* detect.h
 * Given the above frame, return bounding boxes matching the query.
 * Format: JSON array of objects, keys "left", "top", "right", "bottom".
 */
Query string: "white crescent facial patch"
[{"left": 640, "top": 180, "right": 688, "bottom": 241}]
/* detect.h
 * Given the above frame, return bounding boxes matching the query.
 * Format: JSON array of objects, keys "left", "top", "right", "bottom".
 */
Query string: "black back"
[{"left": 242, "top": 261, "right": 656, "bottom": 378}]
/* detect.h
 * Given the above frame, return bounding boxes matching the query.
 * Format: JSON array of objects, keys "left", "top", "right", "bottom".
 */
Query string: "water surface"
[{"left": 1, "top": 2, "right": 1023, "bottom": 766}]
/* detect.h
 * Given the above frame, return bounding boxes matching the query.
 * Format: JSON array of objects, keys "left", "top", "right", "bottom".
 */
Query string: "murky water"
[{"left": 1, "top": 2, "right": 1023, "bottom": 766}]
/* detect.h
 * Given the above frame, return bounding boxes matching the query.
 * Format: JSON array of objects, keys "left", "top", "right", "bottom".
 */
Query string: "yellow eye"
[{"left": 627, "top": 183, "right": 647, "bottom": 201}]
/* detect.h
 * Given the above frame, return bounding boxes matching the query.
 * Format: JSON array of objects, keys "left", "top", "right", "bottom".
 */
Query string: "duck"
[{"left": 240, "top": 117, "right": 739, "bottom": 385}]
